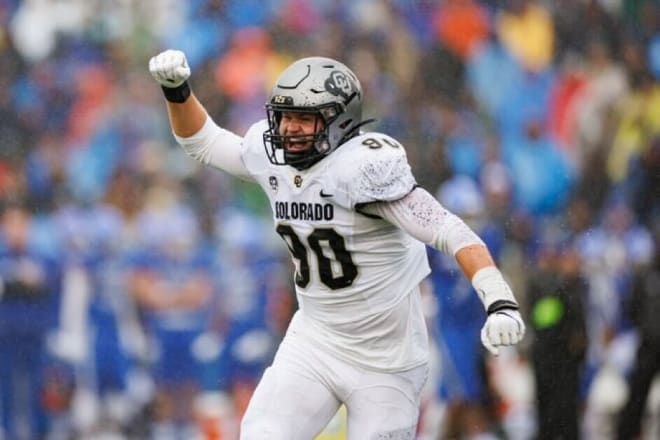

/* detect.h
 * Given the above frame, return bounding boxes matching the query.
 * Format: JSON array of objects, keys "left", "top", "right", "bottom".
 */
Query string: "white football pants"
[{"left": 240, "top": 321, "right": 428, "bottom": 440}]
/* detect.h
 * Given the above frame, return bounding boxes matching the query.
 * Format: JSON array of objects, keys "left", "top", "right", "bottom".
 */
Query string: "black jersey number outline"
[
  {"left": 362, "top": 136, "right": 401, "bottom": 149},
  {"left": 276, "top": 224, "right": 358, "bottom": 290}
]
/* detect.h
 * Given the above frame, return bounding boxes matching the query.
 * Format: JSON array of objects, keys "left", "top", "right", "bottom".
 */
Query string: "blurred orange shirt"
[
  {"left": 215, "top": 27, "right": 288, "bottom": 102},
  {"left": 433, "top": 0, "right": 490, "bottom": 60}
]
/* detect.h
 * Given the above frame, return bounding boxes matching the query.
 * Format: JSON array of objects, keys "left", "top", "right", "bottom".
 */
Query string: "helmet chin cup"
[{"left": 283, "top": 146, "right": 323, "bottom": 171}]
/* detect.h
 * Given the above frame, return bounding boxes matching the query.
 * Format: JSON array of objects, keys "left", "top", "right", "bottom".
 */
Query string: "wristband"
[
  {"left": 472, "top": 266, "right": 518, "bottom": 311},
  {"left": 161, "top": 81, "right": 191, "bottom": 103},
  {"left": 486, "top": 299, "right": 519, "bottom": 314}
]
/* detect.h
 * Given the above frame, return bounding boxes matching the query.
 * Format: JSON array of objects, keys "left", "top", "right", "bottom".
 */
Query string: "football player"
[{"left": 149, "top": 50, "right": 525, "bottom": 440}]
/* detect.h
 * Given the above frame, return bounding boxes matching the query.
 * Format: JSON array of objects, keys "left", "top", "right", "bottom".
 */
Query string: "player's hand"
[
  {"left": 149, "top": 49, "right": 191, "bottom": 88},
  {"left": 481, "top": 308, "right": 525, "bottom": 356}
]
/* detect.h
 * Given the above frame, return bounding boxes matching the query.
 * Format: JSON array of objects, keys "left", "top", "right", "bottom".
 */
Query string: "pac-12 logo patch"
[{"left": 269, "top": 176, "right": 278, "bottom": 191}]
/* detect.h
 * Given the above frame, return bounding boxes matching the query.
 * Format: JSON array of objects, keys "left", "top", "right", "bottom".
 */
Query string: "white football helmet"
[{"left": 263, "top": 57, "right": 368, "bottom": 170}]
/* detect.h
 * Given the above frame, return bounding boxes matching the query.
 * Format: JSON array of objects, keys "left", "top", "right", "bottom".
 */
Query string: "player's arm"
[
  {"left": 148, "top": 50, "right": 250, "bottom": 178},
  {"left": 148, "top": 49, "right": 205, "bottom": 136},
  {"left": 361, "top": 187, "right": 525, "bottom": 355},
  {"left": 165, "top": 92, "right": 208, "bottom": 138}
]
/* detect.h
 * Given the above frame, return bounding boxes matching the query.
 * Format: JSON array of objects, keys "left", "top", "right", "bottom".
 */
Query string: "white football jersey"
[{"left": 239, "top": 120, "right": 431, "bottom": 371}]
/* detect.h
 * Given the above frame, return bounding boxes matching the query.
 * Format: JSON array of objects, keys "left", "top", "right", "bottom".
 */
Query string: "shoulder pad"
[{"left": 335, "top": 133, "right": 417, "bottom": 206}]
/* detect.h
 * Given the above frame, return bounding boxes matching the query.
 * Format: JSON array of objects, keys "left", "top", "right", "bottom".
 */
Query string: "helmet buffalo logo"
[{"left": 325, "top": 71, "right": 355, "bottom": 101}]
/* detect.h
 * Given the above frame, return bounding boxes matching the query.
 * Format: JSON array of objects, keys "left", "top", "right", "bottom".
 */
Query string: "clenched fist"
[
  {"left": 481, "top": 308, "right": 525, "bottom": 355},
  {"left": 149, "top": 49, "right": 191, "bottom": 88}
]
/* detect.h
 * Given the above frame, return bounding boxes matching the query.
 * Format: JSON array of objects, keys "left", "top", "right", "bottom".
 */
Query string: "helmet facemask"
[
  {"left": 263, "top": 57, "right": 365, "bottom": 171},
  {"left": 264, "top": 102, "right": 343, "bottom": 170}
]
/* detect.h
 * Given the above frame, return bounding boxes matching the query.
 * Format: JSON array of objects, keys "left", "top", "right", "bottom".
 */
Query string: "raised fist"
[{"left": 148, "top": 49, "right": 191, "bottom": 88}]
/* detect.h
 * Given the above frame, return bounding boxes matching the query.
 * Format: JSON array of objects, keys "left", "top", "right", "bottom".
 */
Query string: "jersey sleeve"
[
  {"left": 360, "top": 187, "right": 486, "bottom": 255},
  {"left": 174, "top": 116, "right": 256, "bottom": 182},
  {"left": 338, "top": 133, "right": 417, "bottom": 207},
  {"left": 239, "top": 119, "right": 275, "bottom": 177}
]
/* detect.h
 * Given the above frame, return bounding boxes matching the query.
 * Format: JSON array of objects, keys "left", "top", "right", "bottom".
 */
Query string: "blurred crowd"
[{"left": 0, "top": 0, "right": 659, "bottom": 439}]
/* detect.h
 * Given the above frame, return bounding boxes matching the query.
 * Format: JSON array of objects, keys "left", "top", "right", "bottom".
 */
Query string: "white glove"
[
  {"left": 148, "top": 49, "right": 191, "bottom": 88},
  {"left": 481, "top": 308, "right": 525, "bottom": 356}
]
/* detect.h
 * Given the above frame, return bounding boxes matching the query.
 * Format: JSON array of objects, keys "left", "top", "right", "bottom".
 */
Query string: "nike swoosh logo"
[{"left": 319, "top": 190, "right": 333, "bottom": 198}]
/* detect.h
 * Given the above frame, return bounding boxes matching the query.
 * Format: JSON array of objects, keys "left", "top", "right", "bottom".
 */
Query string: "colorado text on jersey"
[{"left": 274, "top": 201, "right": 334, "bottom": 221}]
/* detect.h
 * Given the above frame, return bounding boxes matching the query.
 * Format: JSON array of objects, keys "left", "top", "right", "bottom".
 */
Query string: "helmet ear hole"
[{"left": 339, "top": 119, "right": 352, "bottom": 129}]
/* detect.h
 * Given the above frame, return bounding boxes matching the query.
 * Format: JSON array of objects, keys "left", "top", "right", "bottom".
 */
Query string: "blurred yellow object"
[
  {"left": 608, "top": 84, "right": 660, "bottom": 182},
  {"left": 496, "top": 2, "right": 554, "bottom": 72},
  {"left": 315, "top": 405, "right": 347, "bottom": 440}
]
